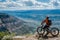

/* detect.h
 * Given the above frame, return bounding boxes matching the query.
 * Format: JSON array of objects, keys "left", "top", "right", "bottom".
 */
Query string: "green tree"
[{"left": 0, "top": 31, "right": 10, "bottom": 40}]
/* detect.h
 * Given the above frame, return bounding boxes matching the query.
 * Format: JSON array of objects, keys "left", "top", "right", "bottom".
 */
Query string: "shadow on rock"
[
  {"left": 44, "top": 35, "right": 58, "bottom": 39},
  {"left": 38, "top": 35, "right": 59, "bottom": 40}
]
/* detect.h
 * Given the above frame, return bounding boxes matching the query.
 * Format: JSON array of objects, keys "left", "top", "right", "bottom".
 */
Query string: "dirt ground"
[{"left": 13, "top": 33, "right": 60, "bottom": 40}]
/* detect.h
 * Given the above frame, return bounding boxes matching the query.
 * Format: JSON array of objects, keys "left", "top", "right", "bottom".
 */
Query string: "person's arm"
[{"left": 41, "top": 20, "right": 45, "bottom": 25}]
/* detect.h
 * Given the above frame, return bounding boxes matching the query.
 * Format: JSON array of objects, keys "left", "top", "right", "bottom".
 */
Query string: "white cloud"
[{"left": 0, "top": 0, "right": 60, "bottom": 10}]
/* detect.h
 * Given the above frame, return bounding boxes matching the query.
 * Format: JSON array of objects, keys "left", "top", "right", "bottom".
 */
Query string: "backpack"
[{"left": 48, "top": 20, "right": 52, "bottom": 25}]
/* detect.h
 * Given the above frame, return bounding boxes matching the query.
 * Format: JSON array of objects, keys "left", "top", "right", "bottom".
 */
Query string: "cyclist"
[{"left": 41, "top": 16, "right": 52, "bottom": 37}]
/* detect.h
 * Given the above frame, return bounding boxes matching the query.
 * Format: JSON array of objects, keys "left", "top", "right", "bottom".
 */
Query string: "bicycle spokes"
[{"left": 52, "top": 29, "right": 58, "bottom": 35}]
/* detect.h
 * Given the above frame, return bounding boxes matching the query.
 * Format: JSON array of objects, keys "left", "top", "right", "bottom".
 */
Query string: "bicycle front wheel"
[{"left": 37, "top": 27, "right": 45, "bottom": 35}]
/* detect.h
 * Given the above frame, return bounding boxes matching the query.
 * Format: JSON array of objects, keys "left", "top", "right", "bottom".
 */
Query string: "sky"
[{"left": 0, "top": 0, "right": 60, "bottom": 10}]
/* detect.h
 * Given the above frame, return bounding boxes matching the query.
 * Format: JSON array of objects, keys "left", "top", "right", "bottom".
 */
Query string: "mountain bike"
[{"left": 37, "top": 25, "right": 59, "bottom": 37}]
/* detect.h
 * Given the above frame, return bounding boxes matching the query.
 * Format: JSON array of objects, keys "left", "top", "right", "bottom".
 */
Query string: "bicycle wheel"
[
  {"left": 51, "top": 27, "right": 59, "bottom": 36},
  {"left": 37, "top": 27, "right": 45, "bottom": 35}
]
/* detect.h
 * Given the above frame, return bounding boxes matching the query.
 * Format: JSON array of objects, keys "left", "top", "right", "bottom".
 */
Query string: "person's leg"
[
  {"left": 43, "top": 25, "right": 47, "bottom": 29},
  {"left": 44, "top": 25, "right": 49, "bottom": 36}
]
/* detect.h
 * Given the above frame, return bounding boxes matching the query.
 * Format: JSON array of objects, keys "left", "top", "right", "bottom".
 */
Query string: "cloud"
[
  {"left": 23, "top": 1, "right": 34, "bottom": 6},
  {"left": 50, "top": 0, "right": 60, "bottom": 8},
  {"left": 36, "top": 0, "right": 50, "bottom": 3},
  {"left": 0, "top": 0, "right": 60, "bottom": 10}
]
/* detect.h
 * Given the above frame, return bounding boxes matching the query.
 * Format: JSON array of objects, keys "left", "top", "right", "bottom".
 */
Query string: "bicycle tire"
[
  {"left": 37, "top": 27, "right": 45, "bottom": 35},
  {"left": 51, "top": 27, "right": 59, "bottom": 37}
]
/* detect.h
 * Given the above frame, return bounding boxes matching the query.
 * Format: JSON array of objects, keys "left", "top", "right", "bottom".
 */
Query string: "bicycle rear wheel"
[{"left": 51, "top": 27, "right": 59, "bottom": 37}]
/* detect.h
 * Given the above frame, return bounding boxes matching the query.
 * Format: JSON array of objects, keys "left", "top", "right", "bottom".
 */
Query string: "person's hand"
[{"left": 41, "top": 24, "right": 43, "bottom": 26}]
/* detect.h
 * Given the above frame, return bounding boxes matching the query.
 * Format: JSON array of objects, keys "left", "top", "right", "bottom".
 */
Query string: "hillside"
[{"left": 0, "top": 13, "right": 37, "bottom": 35}]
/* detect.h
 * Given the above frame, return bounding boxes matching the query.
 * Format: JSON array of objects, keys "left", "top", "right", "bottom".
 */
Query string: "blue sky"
[
  {"left": 0, "top": 0, "right": 6, "bottom": 2},
  {"left": 0, "top": 0, "right": 60, "bottom": 10}
]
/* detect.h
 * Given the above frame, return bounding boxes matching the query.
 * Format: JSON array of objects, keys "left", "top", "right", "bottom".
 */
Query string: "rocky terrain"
[
  {"left": 13, "top": 33, "right": 60, "bottom": 40},
  {"left": 0, "top": 13, "right": 37, "bottom": 35}
]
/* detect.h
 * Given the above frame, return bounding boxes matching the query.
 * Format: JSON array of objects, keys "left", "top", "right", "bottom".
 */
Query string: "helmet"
[{"left": 46, "top": 16, "right": 49, "bottom": 19}]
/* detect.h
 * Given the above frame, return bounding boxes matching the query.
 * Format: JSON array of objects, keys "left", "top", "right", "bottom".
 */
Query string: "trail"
[
  {"left": 23, "top": 35, "right": 60, "bottom": 40},
  {"left": 13, "top": 33, "right": 60, "bottom": 40}
]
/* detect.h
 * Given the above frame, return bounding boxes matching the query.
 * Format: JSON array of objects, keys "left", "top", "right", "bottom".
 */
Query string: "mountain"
[
  {"left": 0, "top": 13, "right": 37, "bottom": 35},
  {"left": 0, "top": 10, "right": 60, "bottom": 35},
  {"left": 3, "top": 9, "right": 60, "bottom": 26}
]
